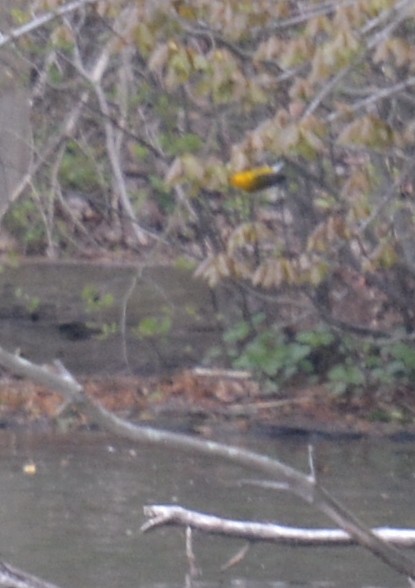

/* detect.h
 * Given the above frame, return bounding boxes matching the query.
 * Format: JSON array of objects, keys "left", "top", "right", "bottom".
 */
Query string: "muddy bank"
[{"left": 1, "top": 368, "right": 415, "bottom": 438}]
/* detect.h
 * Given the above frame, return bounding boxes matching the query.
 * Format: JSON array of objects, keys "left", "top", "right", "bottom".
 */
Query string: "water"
[
  {"left": 0, "top": 261, "right": 220, "bottom": 375},
  {"left": 0, "top": 430, "right": 414, "bottom": 588}
]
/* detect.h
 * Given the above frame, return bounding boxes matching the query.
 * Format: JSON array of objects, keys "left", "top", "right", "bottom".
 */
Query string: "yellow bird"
[{"left": 230, "top": 162, "right": 285, "bottom": 193}]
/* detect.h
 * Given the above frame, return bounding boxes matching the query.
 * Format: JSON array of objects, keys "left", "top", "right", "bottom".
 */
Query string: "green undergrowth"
[{"left": 212, "top": 316, "right": 415, "bottom": 404}]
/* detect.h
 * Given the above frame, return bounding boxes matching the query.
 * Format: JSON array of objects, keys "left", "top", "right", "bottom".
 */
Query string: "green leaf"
[
  {"left": 390, "top": 343, "right": 415, "bottom": 371},
  {"left": 136, "top": 315, "right": 172, "bottom": 338},
  {"left": 328, "top": 364, "right": 365, "bottom": 394},
  {"left": 223, "top": 321, "right": 251, "bottom": 344},
  {"left": 82, "top": 286, "right": 114, "bottom": 313},
  {"left": 296, "top": 327, "right": 334, "bottom": 347}
]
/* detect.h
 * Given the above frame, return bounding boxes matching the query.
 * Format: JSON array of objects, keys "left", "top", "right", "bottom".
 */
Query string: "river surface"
[
  {"left": 0, "top": 260, "right": 222, "bottom": 375},
  {"left": 0, "top": 430, "right": 414, "bottom": 588}
]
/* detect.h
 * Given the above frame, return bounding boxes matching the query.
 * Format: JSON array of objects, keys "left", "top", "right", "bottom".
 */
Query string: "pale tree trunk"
[{"left": 0, "top": 3, "right": 32, "bottom": 220}]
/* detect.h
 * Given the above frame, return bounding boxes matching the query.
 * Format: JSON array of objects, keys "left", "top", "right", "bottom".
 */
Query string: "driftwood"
[
  {"left": 0, "top": 561, "right": 61, "bottom": 588},
  {"left": 142, "top": 505, "right": 415, "bottom": 547},
  {"left": 0, "top": 344, "right": 414, "bottom": 581}
]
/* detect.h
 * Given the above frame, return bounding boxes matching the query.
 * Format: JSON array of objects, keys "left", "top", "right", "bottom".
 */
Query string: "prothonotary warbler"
[{"left": 230, "top": 161, "right": 285, "bottom": 193}]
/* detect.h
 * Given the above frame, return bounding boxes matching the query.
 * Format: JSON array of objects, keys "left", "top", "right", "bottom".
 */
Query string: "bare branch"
[
  {"left": 0, "top": 560, "right": 62, "bottom": 588},
  {"left": 68, "top": 6, "right": 150, "bottom": 246},
  {"left": 185, "top": 527, "right": 199, "bottom": 579},
  {"left": 0, "top": 345, "right": 413, "bottom": 577},
  {"left": 92, "top": 80, "right": 149, "bottom": 246},
  {"left": 0, "top": 348, "right": 82, "bottom": 400},
  {"left": 0, "top": 0, "right": 99, "bottom": 49},
  {"left": 142, "top": 505, "right": 415, "bottom": 548},
  {"left": 331, "top": 75, "right": 415, "bottom": 121}
]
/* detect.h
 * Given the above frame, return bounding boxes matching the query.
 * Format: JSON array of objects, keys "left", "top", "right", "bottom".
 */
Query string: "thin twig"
[{"left": 0, "top": 0, "right": 99, "bottom": 49}]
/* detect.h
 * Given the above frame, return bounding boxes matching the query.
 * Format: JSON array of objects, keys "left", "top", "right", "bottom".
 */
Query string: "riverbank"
[
  {"left": 1, "top": 368, "right": 414, "bottom": 438},
  {"left": 0, "top": 259, "right": 414, "bottom": 438}
]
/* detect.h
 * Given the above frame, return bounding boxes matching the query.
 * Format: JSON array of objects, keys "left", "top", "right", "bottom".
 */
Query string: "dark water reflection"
[{"left": 0, "top": 430, "right": 414, "bottom": 588}]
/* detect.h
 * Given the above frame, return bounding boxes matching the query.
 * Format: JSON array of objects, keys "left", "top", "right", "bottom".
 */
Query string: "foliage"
[
  {"left": 3, "top": 0, "right": 415, "bottom": 398},
  {"left": 5, "top": 200, "right": 46, "bottom": 254},
  {"left": 59, "top": 141, "right": 103, "bottom": 192},
  {"left": 134, "top": 313, "right": 173, "bottom": 339},
  {"left": 14, "top": 287, "right": 40, "bottom": 314},
  {"left": 327, "top": 339, "right": 415, "bottom": 396},
  {"left": 82, "top": 285, "right": 115, "bottom": 313},
  {"left": 221, "top": 317, "right": 415, "bottom": 396},
  {"left": 82, "top": 285, "right": 117, "bottom": 340},
  {"left": 222, "top": 319, "right": 334, "bottom": 391}
]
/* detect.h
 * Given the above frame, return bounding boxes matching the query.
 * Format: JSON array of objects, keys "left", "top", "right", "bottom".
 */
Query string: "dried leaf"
[
  {"left": 165, "top": 157, "right": 184, "bottom": 186},
  {"left": 148, "top": 43, "right": 169, "bottom": 74}
]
